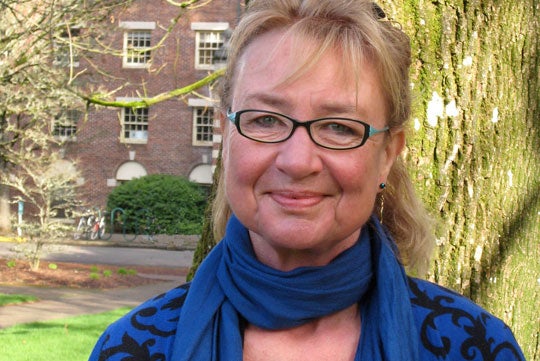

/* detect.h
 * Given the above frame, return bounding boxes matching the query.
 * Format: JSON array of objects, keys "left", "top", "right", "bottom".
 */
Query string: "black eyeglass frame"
[{"left": 226, "top": 109, "right": 389, "bottom": 150}]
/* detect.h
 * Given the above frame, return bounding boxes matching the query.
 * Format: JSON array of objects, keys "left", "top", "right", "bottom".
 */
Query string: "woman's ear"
[
  {"left": 379, "top": 128, "right": 405, "bottom": 183},
  {"left": 219, "top": 111, "right": 230, "bottom": 167}
]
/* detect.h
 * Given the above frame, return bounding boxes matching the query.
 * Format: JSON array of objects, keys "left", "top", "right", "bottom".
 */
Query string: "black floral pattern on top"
[
  {"left": 95, "top": 283, "right": 189, "bottom": 361},
  {"left": 408, "top": 278, "right": 525, "bottom": 361}
]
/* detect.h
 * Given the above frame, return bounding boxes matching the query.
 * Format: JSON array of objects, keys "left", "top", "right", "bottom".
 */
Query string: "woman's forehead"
[
  {"left": 232, "top": 29, "right": 383, "bottom": 115},
  {"left": 235, "top": 28, "right": 360, "bottom": 90}
]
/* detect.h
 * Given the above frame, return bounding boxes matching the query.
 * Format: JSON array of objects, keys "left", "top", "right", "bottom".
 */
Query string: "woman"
[{"left": 89, "top": 1, "right": 525, "bottom": 360}]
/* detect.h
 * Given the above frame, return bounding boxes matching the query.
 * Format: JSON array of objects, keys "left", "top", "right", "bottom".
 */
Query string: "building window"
[
  {"left": 195, "top": 31, "right": 224, "bottom": 69},
  {"left": 191, "top": 22, "right": 229, "bottom": 70},
  {"left": 53, "top": 109, "right": 81, "bottom": 140},
  {"left": 53, "top": 28, "right": 80, "bottom": 67},
  {"left": 122, "top": 107, "right": 149, "bottom": 143},
  {"left": 123, "top": 30, "right": 152, "bottom": 68},
  {"left": 193, "top": 107, "right": 214, "bottom": 146}
]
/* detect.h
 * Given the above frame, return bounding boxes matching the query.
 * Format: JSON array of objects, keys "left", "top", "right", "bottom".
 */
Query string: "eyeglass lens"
[{"left": 234, "top": 110, "right": 371, "bottom": 149}]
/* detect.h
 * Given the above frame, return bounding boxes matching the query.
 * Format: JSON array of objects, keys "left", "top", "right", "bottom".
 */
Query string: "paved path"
[
  {"left": 0, "top": 242, "right": 193, "bottom": 328},
  {"left": 0, "top": 242, "right": 194, "bottom": 268}
]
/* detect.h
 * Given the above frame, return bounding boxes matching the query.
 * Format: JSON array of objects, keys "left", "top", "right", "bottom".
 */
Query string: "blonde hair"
[{"left": 213, "top": 0, "right": 434, "bottom": 274}]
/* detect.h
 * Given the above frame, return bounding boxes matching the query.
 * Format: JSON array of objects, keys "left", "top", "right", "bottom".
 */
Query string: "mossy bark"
[{"left": 387, "top": 0, "right": 539, "bottom": 358}]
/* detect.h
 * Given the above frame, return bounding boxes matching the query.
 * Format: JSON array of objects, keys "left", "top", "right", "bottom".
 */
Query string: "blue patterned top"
[{"left": 89, "top": 277, "right": 524, "bottom": 360}]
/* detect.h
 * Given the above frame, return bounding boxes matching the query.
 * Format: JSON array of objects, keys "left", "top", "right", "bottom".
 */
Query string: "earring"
[
  {"left": 379, "top": 193, "right": 385, "bottom": 224},
  {"left": 378, "top": 183, "right": 386, "bottom": 223}
]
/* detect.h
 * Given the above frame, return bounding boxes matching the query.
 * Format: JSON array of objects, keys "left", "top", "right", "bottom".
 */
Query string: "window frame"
[
  {"left": 53, "top": 109, "right": 81, "bottom": 141},
  {"left": 120, "top": 21, "right": 155, "bottom": 69},
  {"left": 189, "top": 99, "right": 215, "bottom": 146},
  {"left": 120, "top": 104, "right": 150, "bottom": 144},
  {"left": 53, "top": 27, "right": 81, "bottom": 68},
  {"left": 191, "top": 22, "right": 229, "bottom": 70}
]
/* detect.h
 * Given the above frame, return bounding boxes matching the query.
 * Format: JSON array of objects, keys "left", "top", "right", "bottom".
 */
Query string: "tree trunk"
[
  {"left": 386, "top": 0, "right": 539, "bottom": 358},
  {"left": 0, "top": 183, "right": 11, "bottom": 233}
]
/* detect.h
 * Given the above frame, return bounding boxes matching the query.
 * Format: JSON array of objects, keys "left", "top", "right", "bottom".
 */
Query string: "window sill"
[{"left": 121, "top": 139, "right": 148, "bottom": 145}]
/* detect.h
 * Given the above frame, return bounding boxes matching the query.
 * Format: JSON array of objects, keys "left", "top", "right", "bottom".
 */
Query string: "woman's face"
[{"left": 222, "top": 29, "right": 404, "bottom": 270}]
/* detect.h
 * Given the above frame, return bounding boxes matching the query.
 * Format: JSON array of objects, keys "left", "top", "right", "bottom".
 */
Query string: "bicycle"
[{"left": 74, "top": 210, "right": 106, "bottom": 240}]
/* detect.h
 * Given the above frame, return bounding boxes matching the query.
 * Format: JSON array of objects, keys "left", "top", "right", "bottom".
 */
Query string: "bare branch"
[{"left": 81, "top": 67, "right": 225, "bottom": 108}]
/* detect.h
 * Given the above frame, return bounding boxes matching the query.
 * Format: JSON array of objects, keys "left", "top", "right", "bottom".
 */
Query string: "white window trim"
[
  {"left": 119, "top": 98, "right": 149, "bottom": 144},
  {"left": 191, "top": 22, "right": 229, "bottom": 70},
  {"left": 188, "top": 98, "right": 215, "bottom": 107},
  {"left": 190, "top": 22, "right": 229, "bottom": 31},
  {"left": 191, "top": 104, "right": 214, "bottom": 147},
  {"left": 120, "top": 21, "right": 156, "bottom": 30},
  {"left": 122, "top": 26, "right": 153, "bottom": 69}
]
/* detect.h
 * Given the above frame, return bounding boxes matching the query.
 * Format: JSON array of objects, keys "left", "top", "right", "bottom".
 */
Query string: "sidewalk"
[
  {"left": 0, "top": 276, "right": 186, "bottom": 328},
  {"left": 0, "top": 241, "right": 193, "bottom": 328}
]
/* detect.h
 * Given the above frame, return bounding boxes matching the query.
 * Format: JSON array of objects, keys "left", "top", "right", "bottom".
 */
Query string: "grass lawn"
[
  {"left": 0, "top": 293, "right": 38, "bottom": 306},
  {"left": 0, "top": 307, "right": 131, "bottom": 361}
]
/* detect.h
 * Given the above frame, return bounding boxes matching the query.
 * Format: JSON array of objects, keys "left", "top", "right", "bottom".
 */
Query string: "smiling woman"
[
  {"left": 89, "top": 1, "right": 525, "bottom": 360},
  {"left": 221, "top": 30, "right": 400, "bottom": 270}
]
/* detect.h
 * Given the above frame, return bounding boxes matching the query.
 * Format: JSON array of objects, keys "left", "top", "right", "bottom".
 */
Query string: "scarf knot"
[{"left": 217, "top": 218, "right": 374, "bottom": 330}]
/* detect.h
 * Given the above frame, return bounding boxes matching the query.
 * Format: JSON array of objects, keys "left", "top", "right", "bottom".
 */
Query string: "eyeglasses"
[{"left": 226, "top": 109, "right": 389, "bottom": 150}]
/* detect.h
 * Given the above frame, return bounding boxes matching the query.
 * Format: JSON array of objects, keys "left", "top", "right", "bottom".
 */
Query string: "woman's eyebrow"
[
  {"left": 241, "top": 92, "right": 289, "bottom": 108},
  {"left": 240, "top": 93, "right": 369, "bottom": 119}
]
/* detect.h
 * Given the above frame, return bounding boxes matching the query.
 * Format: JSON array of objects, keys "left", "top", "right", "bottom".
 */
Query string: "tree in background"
[
  {"left": 382, "top": 1, "right": 539, "bottom": 356},
  {"left": 0, "top": 0, "right": 134, "bottom": 231},
  {"left": 0, "top": 0, "right": 137, "bottom": 267}
]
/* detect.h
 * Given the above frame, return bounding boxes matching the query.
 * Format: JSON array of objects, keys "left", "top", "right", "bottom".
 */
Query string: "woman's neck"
[{"left": 243, "top": 303, "right": 361, "bottom": 361}]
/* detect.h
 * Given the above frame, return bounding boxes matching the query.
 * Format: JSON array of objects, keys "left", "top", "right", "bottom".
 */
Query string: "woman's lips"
[{"left": 269, "top": 190, "right": 326, "bottom": 209}]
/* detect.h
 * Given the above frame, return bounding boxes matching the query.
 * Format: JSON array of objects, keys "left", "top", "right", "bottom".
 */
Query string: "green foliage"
[
  {"left": 116, "top": 267, "right": 136, "bottom": 276},
  {"left": 6, "top": 260, "right": 16, "bottom": 268},
  {"left": 0, "top": 293, "right": 38, "bottom": 306},
  {"left": 48, "top": 263, "right": 58, "bottom": 270},
  {"left": 107, "top": 174, "right": 208, "bottom": 235},
  {"left": 102, "top": 270, "right": 112, "bottom": 277},
  {"left": 0, "top": 307, "right": 132, "bottom": 361}
]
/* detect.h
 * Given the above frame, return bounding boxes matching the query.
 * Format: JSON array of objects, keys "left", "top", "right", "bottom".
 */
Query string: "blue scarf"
[{"left": 171, "top": 215, "right": 419, "bottom": 360}]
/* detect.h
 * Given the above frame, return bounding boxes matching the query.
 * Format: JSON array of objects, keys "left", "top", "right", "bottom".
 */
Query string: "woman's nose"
[{"left": 274, "top": 126, "right": 324, "bottom": 178}]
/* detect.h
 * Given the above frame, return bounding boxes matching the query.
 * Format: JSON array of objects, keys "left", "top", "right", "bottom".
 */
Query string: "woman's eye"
[
  {"left": 252, "top": 115, "right": 282, "bottom": 128},
  {"left": 325, "top": 122, "right": 358, "bottom": 135}
]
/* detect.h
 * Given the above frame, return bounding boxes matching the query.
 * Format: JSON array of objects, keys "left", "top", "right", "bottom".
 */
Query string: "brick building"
[{"left": 58, "top": 0, "right": 243, "bottom": 208}]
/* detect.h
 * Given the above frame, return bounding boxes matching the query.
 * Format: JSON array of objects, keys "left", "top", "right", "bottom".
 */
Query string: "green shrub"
[
  {"left": 6, "top": 260, "right": 16, "bottom": 268},
  {"left": 107, "top": 174, "right": 208, "bottom": 235}
]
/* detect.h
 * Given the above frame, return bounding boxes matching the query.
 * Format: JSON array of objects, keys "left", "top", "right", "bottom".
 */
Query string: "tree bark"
[
  {"left": 0, "top": 183, "right": 11, "bottom": 233},
  {"left": 386, "top": 0, "right": 539, "bottom": 358}
]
